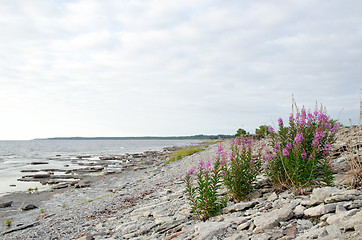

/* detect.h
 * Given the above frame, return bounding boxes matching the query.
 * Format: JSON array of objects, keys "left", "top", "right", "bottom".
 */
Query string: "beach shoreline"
[{"left": 0, "top": 130, "right": 361, "bottom": 239}]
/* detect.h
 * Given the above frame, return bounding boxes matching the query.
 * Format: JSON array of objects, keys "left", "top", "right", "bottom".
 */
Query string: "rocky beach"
[{"left": 0, "top": 128, "right": 361, "bottom": 240}]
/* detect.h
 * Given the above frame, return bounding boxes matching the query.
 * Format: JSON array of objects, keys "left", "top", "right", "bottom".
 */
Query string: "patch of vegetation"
[
  {"left": 166, "top": 146, "right": 205, "bottom": 164},
  {"left": 5, "top": 219, "right": 12, "bottom": 227}
]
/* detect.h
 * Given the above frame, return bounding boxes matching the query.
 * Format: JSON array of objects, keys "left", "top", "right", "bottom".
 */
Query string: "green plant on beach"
[
  {"left": 5, "top": 219, "right": 12, "bottom": 227},
  {"left": 221, "top": 139, "right": 262, "bottom": 201},
  {"left": 265, "top": 103, "right": 339, "bottom": 194},
  {"left": 185, "top": 157, "right": 227, "bottom": 221},
  {"left": 167, "top": 147, "right": 204, "bottom": 164}
]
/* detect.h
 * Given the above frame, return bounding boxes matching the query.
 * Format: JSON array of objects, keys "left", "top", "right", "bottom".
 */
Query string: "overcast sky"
[{"left": 0, "top": 0, "right": 361, "bottom": 140}]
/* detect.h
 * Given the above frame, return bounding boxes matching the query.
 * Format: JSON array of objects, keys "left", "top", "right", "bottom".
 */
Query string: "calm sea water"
[{"left": 0, "top": 139, "right": 200, "bottom": 196}]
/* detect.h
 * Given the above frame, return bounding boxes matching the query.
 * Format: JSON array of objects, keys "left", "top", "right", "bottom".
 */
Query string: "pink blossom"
[
  {"left": 301, "top": 150, "right": 307, "bottom": 159},
  {"left": 268, "top": 126, "right": 274, "bottom": 133},
  {"left": 289, "top": 115, "right": 294, "bottom": 123},
  {"left": 282, "top": 149, "right": 289, "bottom": 157},
  {"left": 188, "top": 168, "right": 195, "bottom": 175},
  {"left": 198, "top": 161, "right": 205, "bottom": 168},
  {"left": 217, "top": 146, "right": 224, "bottom": 153},
  {"left": 286, "top": 142, "right": 292, "bottom": 150},
  {"left": 293, "top": 132, "right": 304, "bottom": 145},
  {"left": 278, "top": 118, "right": 283, "bottom": 127},
  {"left": 205, "top": 161, "right": 212, "bottom": 169}
]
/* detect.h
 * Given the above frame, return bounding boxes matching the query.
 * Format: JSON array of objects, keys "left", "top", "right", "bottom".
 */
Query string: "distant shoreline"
[{"left": 34, "top": 134, "right": 234, "bottom": 141}]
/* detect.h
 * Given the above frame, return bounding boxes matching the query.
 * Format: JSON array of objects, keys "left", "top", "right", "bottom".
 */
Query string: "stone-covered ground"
[{"left": 1, "top": 127, "right": 361, "bottom": 239}]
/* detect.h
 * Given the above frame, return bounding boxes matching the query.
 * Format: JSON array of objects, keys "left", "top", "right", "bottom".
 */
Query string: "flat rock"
[
  {"left": 223, "top": 200, "right": 258, "bottom": 213},
  {"left": 194, "top": 221, "right": 231, "bottom": 240},
  {"left": 304, "top": 203, "right": 337, "bottom": 217},
  {"left": 22, "top": 204, "right": 38, "bottom": 211},
  {"left": 254, "top": 203, "right": 294, "bottom": 229},
  {"left": 30, "top": 162, "right": 49, "bottom": 165},
  {"left": 51, "top": 183, "right": 69, "bottom": 189},
  {"left": 0, "top": 201, "right": 13, "bottom": 208},
  {"left": 311, "top": 187, "right": 340, "bottom": 202}
]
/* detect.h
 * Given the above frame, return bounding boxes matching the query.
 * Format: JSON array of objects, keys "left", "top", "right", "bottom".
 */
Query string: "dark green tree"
[
  {"left": 255, "top": 125, "right": 268, "bottom": 135},
  {"left": 235, "top": 128, "right": 247, "bottom": 137}
]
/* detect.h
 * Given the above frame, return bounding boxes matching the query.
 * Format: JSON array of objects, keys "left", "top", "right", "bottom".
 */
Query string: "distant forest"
[{"left": 38, "top": 134, "right": 234, "bottom": 140}]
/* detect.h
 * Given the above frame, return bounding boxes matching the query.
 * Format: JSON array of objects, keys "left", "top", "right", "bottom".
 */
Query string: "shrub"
[
  {"left": 255, "top": 125, "right": 269, "bottom": 135},
  {"left": 221, "top": 139, "right": 262, "bottom": 201},
  {"left": 235, "top": 128, "right": 247, "bottom": 137},
  {"left": 185, "top": 158, "right": 227, "bottom": 221},
  {"left": 266, "top": 104, "right": 339, "bottom": 194}
]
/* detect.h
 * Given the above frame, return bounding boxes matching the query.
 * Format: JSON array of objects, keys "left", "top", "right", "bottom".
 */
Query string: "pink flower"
[
  {"left": 324, "top": 144, "right": 332, "bottom": 154},
  {"left": 286, "top": 142, "right": 292, "bottom": 150},
  {"left": 278, "top": 118, "right": 284, "bottom": 128},
  {"left": 301, "top": 150, "right": 307, "bottom": 159},
  {"left": 217, "top": 146, "right": 224, "bottom": 153},
  {"left": 198, "top": 161, "right": 205, "bottom": 168},
  {"left": 293, "top": 132, "right": 304, "bottom": 145},
  {"left": 282, "top": 149, "right": 289, "bottom": 157},
  {"left": 289, "top": 115, "right": 294, "bottom": 123},
  {"left": 268, "top": 126, "right": 274, "bottom": 133},
  {"left": 188, "top": 168, "right": 195, "bottom": 175},
  {"left": 205, "top": 161, "right": 212, "bottom": 169}
]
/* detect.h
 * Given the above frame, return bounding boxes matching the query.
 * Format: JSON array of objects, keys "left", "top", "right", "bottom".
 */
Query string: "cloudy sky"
[{"left": 0, "top": 0, "right": 361, "bottom": 140}]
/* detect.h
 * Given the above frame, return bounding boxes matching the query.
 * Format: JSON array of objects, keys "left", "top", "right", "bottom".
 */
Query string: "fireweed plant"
[
  {"left": 185, "top": 157, "right": 227, "bottom": 221},
  {"left": 220, "top": 139, "right": 262, "bottom": 202},
  {"left": 266, "top": 105, "right": 339, "bottom": 194}
]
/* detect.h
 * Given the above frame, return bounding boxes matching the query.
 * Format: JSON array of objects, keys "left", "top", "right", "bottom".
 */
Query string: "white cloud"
[{"left": 0, "top": 0, "right": 361, "bottom": 139}]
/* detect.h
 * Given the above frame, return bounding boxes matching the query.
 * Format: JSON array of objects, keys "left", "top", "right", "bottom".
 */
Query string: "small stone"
[
  {"left": 283, "top": 223, "right": 297, "bottom": 238},
  {"left": 300, "top": 199, "right": 322, "bottom": 207},
  {"left": 237, "top": 220, "right": 251, "bottom": 230},
  {"left": 293, "top": 205, "right": 305, "bottom": 218},
  {"left": 311, "top": 187, "right": 340, "bottom": 202},
  {"left": 326, "top": 209, "right": 359, "bottom": 225},
  {"left": 335, "top": 204, "right": 346, "bottom": 214},
  {"left": 0, "top": 201, "right": 13, "bottom": 208},
  {"left": 297, "top": 219, "right": 313, "bottom": 230},
  {"left": 304, "top": 203, "right": 337, "bottom": 217},
  {"left": 253, "top": 227, "right": 264, "bottom": 234},
  {"left": 267, "top": 192, "right": 278, "bottom": 202},
  {"left": 223, "top": 200, "right": 258, "bottom": 213},
  {"left": 33, "top": 173, "right": 51, "bottom": 178},
  {"left": 325, "top": 225, "right": 341, "bottom": 237},
  {"left": 254, "top": 203, "right": 294, "bottom": 229},
  {"left": 22, "top": 204, "right": 38, "bottom": 211},
  {"left": 51, "top": 183, "right": 69, "bottom": 189}
]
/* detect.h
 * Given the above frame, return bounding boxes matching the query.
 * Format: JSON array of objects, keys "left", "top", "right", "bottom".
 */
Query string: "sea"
[{"left": 0, "top": 139, "right": 201, "bottom": 196}]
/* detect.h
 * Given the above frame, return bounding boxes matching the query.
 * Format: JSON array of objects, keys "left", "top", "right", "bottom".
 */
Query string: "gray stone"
[
  {"left": 326, "top": 208, "right": 359, "bottom": 225},
  {"left": 223, "top": 200, "right": 258, "bottom": 213},
  {"left": 251, "top": 233, "right": 271, "bottom": 240},
  {"left": 21, "top": 204, "right": 38, "bottom": 211},
  {"left": 311, "top": 187, "right": 340, "bottom": 202},
  {"left": 254, "top": 203, "right": 294, "bottom": 229},
  {"left": 325, "top": 225, "right": 341, "bottom": 237},
  {"left": 293, "top": 204, "right": 305, "bottom": 218},
  {"left": 304, "top": 203, "right": 337, "bottom": 217},
  {"left": 295, "top": 226, "right": 325, "bottom": 240},
  {"left": 300, "top": 198, "right": 322, "bottom": 206},
  {"left": 266, "top": 192, "right": 277, "bottom": 202},
  {"left": 0, "top": 201, "right": 13, "bottom": 208},
  {"left": 237, "top": 220, "right": 252, "bottom": 230},
  {"left": 296, "top": 219, "right": 313, "bottom": 230},
  {"left": 194, "top": 222, "right": 231, "bottom": 240},
  {"left": 324, "top": 194, "right": 356, "bottom": 203}
]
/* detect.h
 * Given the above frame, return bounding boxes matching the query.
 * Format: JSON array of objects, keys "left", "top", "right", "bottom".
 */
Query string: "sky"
[{"left": 0, "top": 0, "right": 361, "bottom": 140}]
